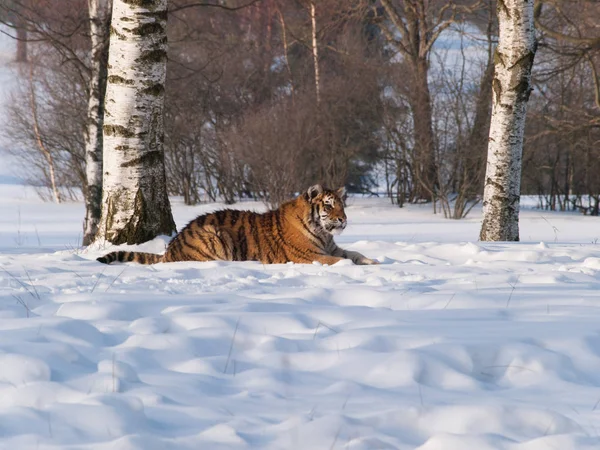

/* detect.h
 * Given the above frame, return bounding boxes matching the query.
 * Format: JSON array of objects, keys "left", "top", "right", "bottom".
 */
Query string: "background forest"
[{"left": 0, "top": 0, "right": 598, "bottom": 217}]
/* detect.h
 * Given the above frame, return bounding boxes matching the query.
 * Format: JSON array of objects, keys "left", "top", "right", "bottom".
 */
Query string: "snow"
[{"left": 1, "top": 183, "right": 600, "bottom": 449}]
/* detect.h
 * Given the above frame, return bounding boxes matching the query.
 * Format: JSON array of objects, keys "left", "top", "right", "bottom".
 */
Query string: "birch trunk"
[
  {"left": 479, "top": 0, "right": 536, "bottom": 242},
  {"left": 309, "top": 0, "right": 320, "bottom": 104},
  {"left": 16, "top": 25, "right": 27, "bottom": 62},
  {"left": 95, "top": 0, "right": 176, "bottom": 245},
  {"left": 29, "top": 65, "right": 61, "bottom": 204},
  {"left": 83, "top": 0, "right": 111, "bottom": 246}
]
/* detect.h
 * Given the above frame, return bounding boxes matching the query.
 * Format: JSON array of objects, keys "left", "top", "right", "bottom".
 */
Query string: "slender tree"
[
  {"left": 94, "top": 0, "right": 176, "bottom": 245},
  {"left": 83, "top": 0, "right": 111, "bottom": 245},
  {"left": 376, "top": 0, "right": 479, "bottom": 203},
  {"left": 12, "top": 2, "right": 28, "bottom": 62},
  {"left": 309, "top": 0, "right": 321, "bottom": 104},
  {"left": 479, "top": 0, "right": 537, "bottom": 241}
]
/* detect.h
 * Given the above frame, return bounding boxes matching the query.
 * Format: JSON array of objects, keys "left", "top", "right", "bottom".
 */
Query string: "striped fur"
[{"left": 96, "top": 185, "right": 378, "bottom": 266}]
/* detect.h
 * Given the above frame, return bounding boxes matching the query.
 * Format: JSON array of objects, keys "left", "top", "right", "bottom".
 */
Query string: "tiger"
[{"left": 96, "top": 184, "right": 378, "bottom": 266}]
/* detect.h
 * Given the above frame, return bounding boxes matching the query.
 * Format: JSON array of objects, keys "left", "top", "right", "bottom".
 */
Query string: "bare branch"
[
  {"left": 534, "top": 0, "right": 600, "bottom": 49},
  {"left": 169, "top": 0, "right": 263, "bottom": 14},
  {"left": 379, "top": 0, "right": 411, "bottom": 55}
]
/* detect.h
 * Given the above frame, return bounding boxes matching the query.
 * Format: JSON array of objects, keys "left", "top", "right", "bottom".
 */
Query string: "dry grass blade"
[
  {"left": 2, "top": 267, "right": 38, "bottom": 299},
  {"left": 91, "top": 266, "right": 107, "bottom": 293},
  {"left": 12, "top": 294, "right": 30, "bottom": 317},
  {"left": 443, "top": 293, "right": 456, "bottom": 309},
  {"left": 104, "top": 268, "right": 126, "bottom": 292},
  {"left": 313, "top": 320, "right": 339, "bottom": 339},
  {"left": 23, "top": 267, "right": 40, "bottom": 300},
  {"left": 224, "top": 317, "right": 241, "bottom": 374},
  {"left": 506, "top": 275, "right": 520, "bottom": 308}
]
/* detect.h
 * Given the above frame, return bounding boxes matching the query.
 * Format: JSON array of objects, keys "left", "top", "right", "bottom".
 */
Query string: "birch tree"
[
  {"left": 309, "top": 0, "right": 320, "bottom": 104},
  {"left": 95, "top": 0, "right": 176, "bottom": 245},
  {"left": 479, "top": 0, "right": 537, "bottom": 241},
  {"left": 83, "top": 0, "right": 111, "bottom": 245},
  {"left": 28, "top": 65, "right": 61, "bottom": 204}
]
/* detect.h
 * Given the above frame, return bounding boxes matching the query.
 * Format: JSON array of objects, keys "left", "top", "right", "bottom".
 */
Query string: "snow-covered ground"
[
  {"left": 2, "top": 183, "right": 600, "bottom": 449},
  {"left": 3, "top": 16, "right": 600, "bottom": 449}
]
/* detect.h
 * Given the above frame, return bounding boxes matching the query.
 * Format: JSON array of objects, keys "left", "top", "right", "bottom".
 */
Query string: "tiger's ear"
[
  {"left": 336, "top": 186, "right": 347, "bottom": 199},
  {"left": 306, "top": 184, "right": 323, "bottom": 202}
]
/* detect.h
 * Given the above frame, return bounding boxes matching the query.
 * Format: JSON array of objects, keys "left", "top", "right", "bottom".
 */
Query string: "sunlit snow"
[{"left": 1, "top": 184, "right": 600, "bottom": 449}]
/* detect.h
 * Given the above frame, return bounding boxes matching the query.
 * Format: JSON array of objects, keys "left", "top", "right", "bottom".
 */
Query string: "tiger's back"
[
  {"left": 163, "top": 208, "right": 293, "bottom": 264},
  {"left": 96, "top": 185, "right": 378, "bottom": 266}
]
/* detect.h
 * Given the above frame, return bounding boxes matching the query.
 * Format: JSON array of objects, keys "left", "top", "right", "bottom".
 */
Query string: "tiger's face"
[{"left": 305, "top": 184, "right": 347, "bottom": 235}]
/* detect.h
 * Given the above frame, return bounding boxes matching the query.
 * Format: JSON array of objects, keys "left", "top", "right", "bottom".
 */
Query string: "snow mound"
[{"left": 1, "top": 188, "right": 600, "bottom": 447}]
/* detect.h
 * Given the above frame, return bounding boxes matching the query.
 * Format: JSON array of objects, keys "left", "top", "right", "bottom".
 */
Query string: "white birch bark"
[
  {"left": 276, "top": 8, "right": 294, "bottom": 95},
  {"left": 309, "top": 0, "right": 320, "bottom": 104},
  {"left": 83, "top": 0, "right": 111, "bottom": 246},
  {"left": 95, "top": 0, "right": 176, "bottom": 245},
  {"left": 479, "top": 0, "right": 537, "bottom": 242}
]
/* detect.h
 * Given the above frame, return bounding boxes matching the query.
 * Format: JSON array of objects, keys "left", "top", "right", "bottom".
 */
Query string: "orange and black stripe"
[
  {"left": 96, "top": 251, "right": 163, "bottom": 265},
  {"left": 95, "top": 185, "right": 359, "bottom": 266}
]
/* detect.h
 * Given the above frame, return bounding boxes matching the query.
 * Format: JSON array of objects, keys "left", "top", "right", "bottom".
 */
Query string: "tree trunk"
[
  {"left": 15, "top": 26, "right": 27, "bottom": 62},
  {"left": 95, "top": 0, "right": 176, "bottom": 245},
  {"left": 309, "top": 0, "right": 320, "bottom": 104},
  {"left": 276, "top": 7, "right": 294, "bottom": 96},
  {"left": 466, "top": 49, "right": 495, "bottom": 184},
  {"left": 11, "top": 5, "right": 28, "bottom": 63},
  {"left": 83, "top": 0, "right": 112, "bottom": 246},
  {"left": 410, "top": 56, "right": 436, "bottom": 202},
  {"left": 479, "top": 0, "right": 536, "bottom": 242}
]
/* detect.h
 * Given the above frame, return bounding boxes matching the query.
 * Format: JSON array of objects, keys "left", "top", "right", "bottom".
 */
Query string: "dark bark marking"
[
  {"left": 141, "top": 84, "right": 164, "bottom": 96},
  {"left": 108, "top": 75, "right": 134, "bottom": 85},
  {"left": 136, "top": 49, "right": 166, "bottom": 64},
  {"left": 120, "top": 150, "right": 162, "bottom": 168},
  {"left": 104, "top": 124, "right": 135, "bottom": 138},
  {"left": 132, "top": 22, "right": 164, "bottom": 36}
]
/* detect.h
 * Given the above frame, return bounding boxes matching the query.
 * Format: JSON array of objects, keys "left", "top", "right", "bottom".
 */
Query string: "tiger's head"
[{"left": 304, "top": 184, "right": 347, "bottom": 235}]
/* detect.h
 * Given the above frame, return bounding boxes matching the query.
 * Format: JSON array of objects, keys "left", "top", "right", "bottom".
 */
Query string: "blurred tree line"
[{"left": 0, "top": 0, "right": 598, "bottom": 216}]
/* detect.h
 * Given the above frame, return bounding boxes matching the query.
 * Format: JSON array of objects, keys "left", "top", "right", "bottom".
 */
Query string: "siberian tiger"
[{"left": 96, "top": 184, "right": 378, "bottom": 266}]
